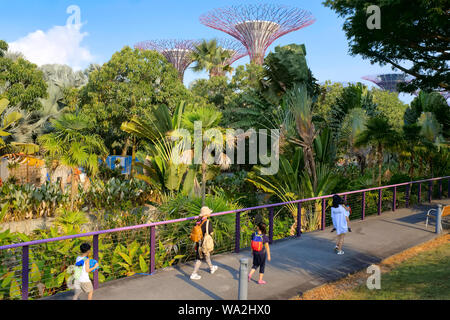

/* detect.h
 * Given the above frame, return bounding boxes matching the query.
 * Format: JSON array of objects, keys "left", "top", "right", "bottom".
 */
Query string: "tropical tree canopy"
[
  {"left": 79, "top": 46, "right": 192, "bottom": 154},
  {"left": 0, "top": 40, "right": 48, "bottom": 112},
  {"left": 323, "top": 0, "right": 450, "bottom": 92}
]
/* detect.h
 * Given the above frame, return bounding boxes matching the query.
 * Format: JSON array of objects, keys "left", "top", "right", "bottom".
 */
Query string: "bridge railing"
[{"left": 0, "top": 176, "right": 449, "bottom": 300}]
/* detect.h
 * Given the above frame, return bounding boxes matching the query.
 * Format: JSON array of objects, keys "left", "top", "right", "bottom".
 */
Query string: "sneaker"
[
  {"left": 258, "top": 280, "right": 267, "bottom": 285},
  {"left": 190, "top": 273, "right": 201, "bottom": 280},
  {"left": 334, "top": 246, "right": 339, "bottom": 252},
  {"left": 210, "top": 265, "right": 218, "bottom": 274},
  {"left": 337, "top": 250, "right": 345, "bottom": 255},
  {"left": 348, "top": 227, "right": 352, "bottom": 232}
]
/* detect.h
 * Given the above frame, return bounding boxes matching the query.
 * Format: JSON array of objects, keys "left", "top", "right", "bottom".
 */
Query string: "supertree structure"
[
  {"left": 200, "top": 4, "right": 315, "bottom": 65},
  {"left": 361, "top": 74, "right": 411, "bottom": 92},
  {"left": 134, "top": 39, "right": 198, "bottom": 81}
]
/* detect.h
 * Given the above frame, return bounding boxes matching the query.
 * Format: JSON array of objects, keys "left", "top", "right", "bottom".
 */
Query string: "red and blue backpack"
[{"left": 251, "top": 232, "right": 264, "bottom": 252}]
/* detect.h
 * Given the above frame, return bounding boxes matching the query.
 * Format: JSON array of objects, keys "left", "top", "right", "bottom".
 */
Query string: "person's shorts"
[{"left": 79, "top": 281, "right": 93, "bottom": 293}]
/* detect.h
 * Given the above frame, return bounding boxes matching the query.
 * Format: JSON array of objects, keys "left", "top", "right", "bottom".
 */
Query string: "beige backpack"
[{"left": 201, "top": 220, "right": 214, "bottom": 253}]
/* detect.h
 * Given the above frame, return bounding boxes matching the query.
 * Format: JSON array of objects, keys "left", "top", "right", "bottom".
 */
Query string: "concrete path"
[{"left": 47, "top": 199, "right": 449, "bottom": 300}]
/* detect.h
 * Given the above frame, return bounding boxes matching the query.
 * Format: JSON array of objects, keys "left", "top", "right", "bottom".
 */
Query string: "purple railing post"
[
  {"left": 150, "top": 226, "right": 155, "bottom": 274},
  {"left": 378, "top": 189, "right": 382, "bottom": 215},
  {"left": 448, "top": 178, "right": 450, "bottom": 199},
  {"left": 269, "top": 208, "right": 274, "bottom": 244},
  {"left": 418, "top": 183, "right": 422, "bottom": 204},
  {"left": 428, "top": 181, "right": 432, "bottom": 203},
  {"left": 361, "top": 192, "right": 366, "bottom": 220},
  {"left": 235, "top": 212, "right": 241, "bottom": 252},
  {"left": 21, "top": 246, "right": 29, "bottom": 300},
  {"left": 344, "top": 195, "right": 347, "bottom": 205},
  {"left": 296, "top": 202, "right": 302, "bottom": 237},
  {"left": 405, "top": 184, "right": 410, "bottom": 208},
  {"left": 93, "top": 235, "right": 99, "bottom": 290},
  {"left": 392, "top": 186, "right": 396, "bottom": 211},
  {"left": 438, "top": 179, "right": 442, "bottom": 199},
  {"left": 321, "top": 198, "right": 326, "bottom": 230}
]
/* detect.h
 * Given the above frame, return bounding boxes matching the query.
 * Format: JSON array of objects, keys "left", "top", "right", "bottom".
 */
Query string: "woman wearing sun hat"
[{"left": 190, "top": 206, "right": 218, "bottom": 280}]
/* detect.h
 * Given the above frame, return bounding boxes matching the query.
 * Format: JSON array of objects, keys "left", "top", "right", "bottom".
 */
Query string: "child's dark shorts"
[{"left": 252, "top": 252, "right": 266, "bottom": 273}]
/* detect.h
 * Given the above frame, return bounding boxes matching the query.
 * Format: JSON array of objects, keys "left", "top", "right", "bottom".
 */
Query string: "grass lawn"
[
  {"left": 336, "top": 237, "right": 450, "bottom": 300},
  {"left": 294, "top": 234, "right": 450, "bottom": 300}
]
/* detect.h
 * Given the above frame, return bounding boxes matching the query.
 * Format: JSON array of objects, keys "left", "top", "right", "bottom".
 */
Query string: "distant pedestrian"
[
  {"left": 331, "top": 195, "right": 351, "bottom": 255},
  {"left": 72, "top": 243, "right": 99, "bottom": 300},
  {"left": 248, "top": 222, "right": 271, "bottom": 284},
  {"left": 190, "top": 206, "right": 218, "bottom": 280}
]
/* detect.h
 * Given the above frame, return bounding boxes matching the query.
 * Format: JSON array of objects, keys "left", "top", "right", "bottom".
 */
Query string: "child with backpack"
[
  {"left": 190, "top": 206, "right": 218, "bottom": 280},
  {"left": 248, "top": 222, "right": 271, "bottom": 284},
  {"left": 72, "top": 243, "right": 99, "bottom": 300}
]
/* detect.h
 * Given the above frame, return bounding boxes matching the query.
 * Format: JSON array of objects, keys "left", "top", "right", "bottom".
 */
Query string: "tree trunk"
[
  {"left": 121, "top": 137, "right": 130, "bottom": 157},
  {"left": 131, "top": 137, "right": 136, "bottom": 178}
]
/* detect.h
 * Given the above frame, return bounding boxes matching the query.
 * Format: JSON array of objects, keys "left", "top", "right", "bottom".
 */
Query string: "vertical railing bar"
[
  {"left": 235, "top": 212, "right": 241, "bottom": 252},
  {"left": 428, "top": 181, "right": 432, "bottom": 203},
  {"left": 392, "top": 186, "right": 396, "bottom": 211},
  {"left": 321, "top": 198, "right": 326, "bottom": 230},
  {"left": 296, "top": 202, "right": 302, "bottom": 237},
  {"left": 438, "top": 179, "right": 442, "bottom": 199},
  {"left": 269, "top": 208, "right": 274, "bottom": 244},
  {"left": 93, "top": 235, "right": 99, "bottom": 290},
  {"left": 150, "top": 226, "right": 156, "bottom": 274},
  {"left": 378, "top": 189, "right": 382, "bottom": 215},
  {"left": 418, "top": 182, "right": 421, "bottom": 204},
  {"left": 405, "top": 183, "right": 410, "bottom": 208},
  {"left": 361, "top": 191, "right": 366, "bottom": 220},
  {"left": 21, "top": 245, "right": 29, "bottom": 300}
]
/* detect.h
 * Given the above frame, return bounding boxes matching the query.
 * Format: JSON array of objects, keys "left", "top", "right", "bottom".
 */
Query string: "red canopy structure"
[
  {"left": 134, "top": 39, "right": 198, "bottom": 81},
  {"left": 200, "top": 4, "right": 315, "bottom": 65}
]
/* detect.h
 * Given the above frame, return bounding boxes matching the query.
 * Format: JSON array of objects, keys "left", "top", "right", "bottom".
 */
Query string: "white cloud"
[{"left": 8, "top": 23, "right": 94, "bottom": 71}]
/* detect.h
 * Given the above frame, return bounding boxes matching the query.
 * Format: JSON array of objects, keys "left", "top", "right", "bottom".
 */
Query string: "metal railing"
[{"left": 0, "top": 176, "right": 449, "bottom": 300}]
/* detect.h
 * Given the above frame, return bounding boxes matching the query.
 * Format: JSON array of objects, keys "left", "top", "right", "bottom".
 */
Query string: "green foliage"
[
  {"left": 323, "top": 0, "right": 449, "bottom": 92},
  {"left": 261, "top": 44, "right": 320, "bottom": 103},
  {"left": 405, "top": 91, "right": 450, "bottom": 139},
  {"left": 0, "top": 98, "right": 22, "bottom": 150},
  {"left": 191, "top": 39, "right": 233, "bottom": 78},
  {"left": 38, "top": 113, "right": 108, "bottom": 176},
  {"left": 79, "top": 46, "right": 192, "bottom": 154},
  {"left": 0, "top": 42, "right": 48, "bottom": 111}
]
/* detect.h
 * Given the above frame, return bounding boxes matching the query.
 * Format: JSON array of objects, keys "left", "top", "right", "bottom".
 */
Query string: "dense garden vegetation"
[{"left": 0, "top": 31, "right": 449, "bottom": 300}]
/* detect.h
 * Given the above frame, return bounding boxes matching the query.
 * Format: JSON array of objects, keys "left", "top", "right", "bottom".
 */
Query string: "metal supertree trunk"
[
  {"left": 200, "top": 4, "right": 315, "bottom": 65},
  {"left": 362, "top": 74, "right": 410, "bottom": 92},
  {"left": 134, "top": 39, "right": 198, "bottom": 81}
]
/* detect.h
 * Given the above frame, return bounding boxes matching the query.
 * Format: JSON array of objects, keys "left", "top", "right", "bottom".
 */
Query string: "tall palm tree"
[
  {"left": 283, "top": 85, "right": 320, "bottom": 190},
  {"left": 180, "top": 106, "right": 230, "bottom": 205},
  {"left": 338, "top": 108, "right": 369, "bottom": 174},
  {"left": 191, "top": 40, "right": 233, "bottom": 78},
  {"left": 355, "top": 117, "right": 398, "bottom": 186},
  {"left": 38, "top": 113, "right": 108, "bottom": 206}
]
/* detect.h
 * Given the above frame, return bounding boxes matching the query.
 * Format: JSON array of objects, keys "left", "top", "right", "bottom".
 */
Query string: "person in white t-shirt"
[
  {"left": 72, "top": 243, "right": 99, "bottom": 300},
  {"left": 331, "top": 195, "right": 351, "bottom": 255}
]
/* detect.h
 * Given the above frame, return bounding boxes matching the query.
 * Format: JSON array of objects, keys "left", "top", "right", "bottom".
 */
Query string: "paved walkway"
[{"left": 47, "top": 199, "right": 449, "bottom": 300}]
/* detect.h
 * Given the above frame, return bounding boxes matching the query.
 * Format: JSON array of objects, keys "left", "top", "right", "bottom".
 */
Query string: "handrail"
[{"left": 1, "top": 176, "right": 448, "bottom": 251}]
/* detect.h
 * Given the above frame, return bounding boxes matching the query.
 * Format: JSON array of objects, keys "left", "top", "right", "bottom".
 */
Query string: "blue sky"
[{"left": 0, "top": 0, "right": 415, "bottom": 102}]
